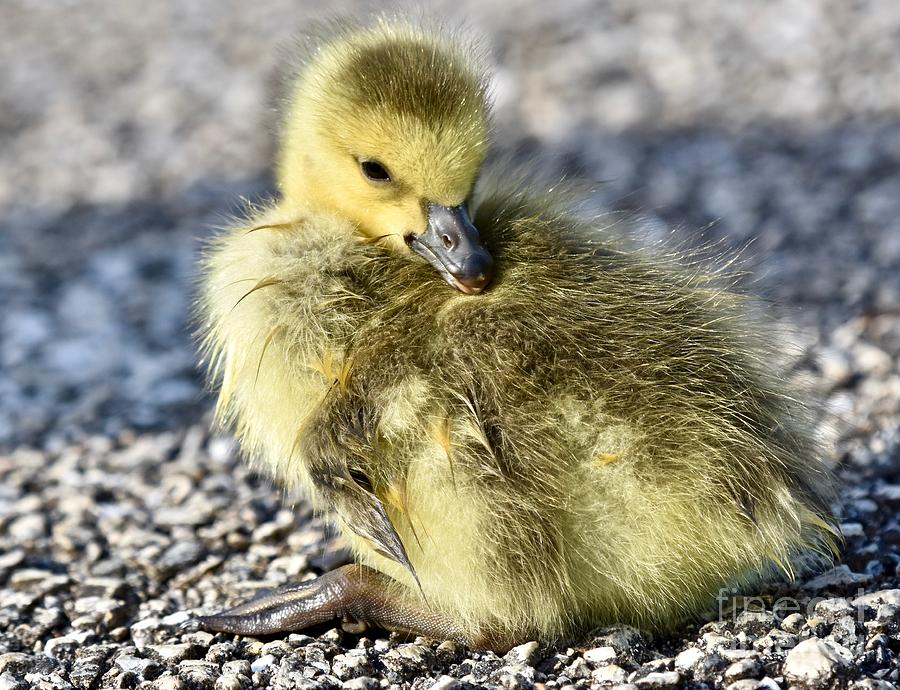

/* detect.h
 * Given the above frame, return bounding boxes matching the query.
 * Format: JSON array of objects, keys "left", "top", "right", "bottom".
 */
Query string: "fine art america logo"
[{"left": 716, "top": 587, "right": 874, "bottom": 624}]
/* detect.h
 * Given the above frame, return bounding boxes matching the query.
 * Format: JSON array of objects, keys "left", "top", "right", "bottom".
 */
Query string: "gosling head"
[{"left": 278, "top": 20, "right": 494, "bottom": 294}]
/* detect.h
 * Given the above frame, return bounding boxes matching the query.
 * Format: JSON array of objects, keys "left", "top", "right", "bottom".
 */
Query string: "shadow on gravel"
[{"left": 2, "top": 122, "right": 898, "bottom": 452}]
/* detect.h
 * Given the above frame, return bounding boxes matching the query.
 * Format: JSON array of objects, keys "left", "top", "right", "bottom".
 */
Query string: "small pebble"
[
  {"left": 724, "top": 658, "right": 762, "bottom": 682},
  {"left": 782, "top": 638, "right": 851, "bottom": 685},
  {"left": 505, "top": 641, "right": 540, "bottom": 666},
  {"left": 250, "top": 654, "right": 276, "bottom": 673},
  {"left": 780, "top": 612, "right": 806, "bottom": 633},
  {"left": 635, "top": 670, "right": 681, "bottom": 688},
  {"left": 215, "top": 675, "right": 245, "bottom": 690},
  {"left": 591, "top": 664, "right": 628, "bottom": 684},
  {"left": 583, "top": 646, "right": 617, "bottom": 666},
  {"left": 429, "top": 676, "right": 461, "bottom": 690}
]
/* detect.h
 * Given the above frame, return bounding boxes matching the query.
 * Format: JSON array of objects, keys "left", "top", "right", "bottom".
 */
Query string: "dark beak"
[{"left": 405, "top": 203, "right": 494, "bottom": 295}]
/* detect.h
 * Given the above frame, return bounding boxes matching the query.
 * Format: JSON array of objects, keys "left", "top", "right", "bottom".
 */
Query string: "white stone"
[
  {"left": 853, "top": 589, "right": 900, "bottom": 608},
  {"left": 723, "top": 658, "right": 761, "bottom": 683},
  {"left": 44, "top": 631, "right": 92, "bottom": 659},
  {"left": 249, "top": 654, "right": 276, "bottom": 673},
  {"left": 583, "top": 646, "right": 617, "bottom": 666},
  {"left": 0, "top": 673, "right": 21, "bottom": 690},
  {"left": 564, "top": 657, "right": 590, "bottom": 679},
  {"left": 428, "top": 676, "right": 461, "bottom": 690},
  {"left": 505, "top": 641, "right": 540, "bottom": 665},
  {"left": 591, "top": 664, "right": 628, "bottom": 684},
  {"left": 701, "top": 632, "right": 734, "bottom": 652},
  {"left": 342, "top": 678, "right": 378, "bottom": 690},
  {"left": 780, "top": 612, "right": 806, "bottom": 633},
  {"left": 160, "top": 610, "right": 191, "bottom": 626},
  {"left": 214, "top": 676, "right": 244, "bottom": 690},
  {"left": 782, "top": 638, "right": 850, "bottom": 685},
  {"left": 674, "top": 647, "right": 705, "bottom": 672},
  {"left": 853, "top": 343, "right": 893, "bottom": 376},
  {"left": 839, "top": 522, "right": 865, "bottom": 538},
  {"left": 636, "top": 671, "right": 681, "bottom": 688},
  {"left": 726, "top": 680, "right": 760, "bottom": 690}
]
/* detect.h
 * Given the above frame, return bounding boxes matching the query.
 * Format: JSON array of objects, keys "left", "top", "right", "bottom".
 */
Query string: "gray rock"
[
  {"left": 504, "top": 641, "right": 540, "bottom": 666},
  {"left": 260, "top": 640, "right": 292, "bottom": 658},
  {"left": 723, "top": 658, "right": 762, "bottom": 683},
  {"left": 583, "top": 646, "right": 617, "bottom": 666},
  {"left": 674, "top": 648, "right": 724, "bottom": 679},
  {"left": 435, "top": 640, "right": 460, "bottom": 662},
  {"left": 155, "top": 542, "right": 207, "bottom": 577},
  {"left": 701, "top": 632, "right": 735, "bottom": 653},
  {"left": 498, "top": 669, "right": 534, "bottom": 690},
  {"left": 161, "top": 611, "right": 192, "bottom": 627},
  {"left": 78, "top": 577, "right": 129, "bottom": 599},
  {"left": 591, "top": 664, "right": 628, "bottom": 685},
  {"left": 178, "top": 660, "right": 220, "bottom": 687},
  {"left": 720, "top": 649, "right": 757, "bottom": 662},
  {"left": 0, "top": 550, "right": 25, "bottom": 578},
  {"left": 7, "top": 513, "right": 47, "bottom": 542},
  {"left": 381, "top": 644, "right": 433, "bottom": 677},
  {"left": 145, "top": 643, "right": 200, "bottom": 664},
  {"left": 876, "top": 603, "right": 898, "bottom": 622},
  {"left": 726, "top": 680, "right": 762, "bottom": 690},
  {"left": 851, "top": 680, "right": 898, "bottom": 690},
  {"left": 342, "top": 678, "right": 378, "bottom": 690},
  {"left": 44, "top": 632, "right": 94, "bottom": 660},
  {"left": 673, "top": 647, "right": 704, "bottom": 672},
  {"left": 221, "top": 661, "right": 252, "bottom": 678},
  {"left": 782, "top": 638, "right": 851, "bottom": 685},
  {"left": 635, "top": 671, "right": 681, "bottom": 688},
  {"left": 214, "top": 676, "right": 245, "bottom": 690},
  {"left": 735, "top": 610, "right": 777, "bottom": 635},
  {"left": 590, "top": 626, "right": 645, "bottom": 654},
  {"left": 249, "top": 654, "right": 276, "bottom": 673},
  {"left": 854, "top": 589, "right": 900, "bottom": 608},
  {"left": 829, "top": 615, "right": 861, "bottom": 648},
  {"left": 204, "top": 643, "right": 236, "bottom": 665},
  {"left": 115, "top": 654, "right": 160, "bottom": 679},
  {"left": 0, "top": 655, "right": 33, "bottom": 676},
  {"left": 130, "top": 617, "right": 165, "bottom": 647},
  {"left": 840, "top": 522, "right": 865, "bottom": 538},
  {"left": 331, "top": 651, "right": 372, "bottom": 680},
  {"left": 153, "top": 676, "right": 186, "bottom": 690},
  {"left": 814, "top": 597, "right": 855, "bottom": 622},
  {"left": 753, "top": 629, "right": 798, "bottom": 652},
  {"left": 0, "top": 672, "right": 27, "bottom": 690},
  {"left": 428, "top": 676, "right": 461, "bottom": 690},
  {"left": 562, "top": 657, "right": 590, "bottom": 680},
  {"left": 780, "top": 613, "right": 806, "bottom": 633},
  {"left": 69, "top": 659, "right": 103, "bottom": 688},
  {"left": 819, "top": 347, "right": 853, "bottom": 386}
]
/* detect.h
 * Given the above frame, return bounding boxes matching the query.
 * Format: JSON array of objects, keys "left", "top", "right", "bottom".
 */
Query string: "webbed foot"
[{"left": 190, "top": 565, "right": 470, "bottom": 644}]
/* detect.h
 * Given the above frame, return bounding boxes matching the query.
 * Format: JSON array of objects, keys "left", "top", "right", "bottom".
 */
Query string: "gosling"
[{"left": 193, "top": 18, "right": 837, "bottom": 650}]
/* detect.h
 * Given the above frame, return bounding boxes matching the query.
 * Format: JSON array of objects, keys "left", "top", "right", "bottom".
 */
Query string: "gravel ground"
[{"left": 2, "top": 1, "right": 899, "bottom": 689}]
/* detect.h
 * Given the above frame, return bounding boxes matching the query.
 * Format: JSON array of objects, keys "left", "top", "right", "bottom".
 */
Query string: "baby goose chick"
[{"left": 194, "top": 18, "right": 837, "bottom": 650}]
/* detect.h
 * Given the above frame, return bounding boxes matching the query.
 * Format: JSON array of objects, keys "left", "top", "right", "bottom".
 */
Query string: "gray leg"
[{"left": 191, "top": 565, "right": 478, "bottom": 645}]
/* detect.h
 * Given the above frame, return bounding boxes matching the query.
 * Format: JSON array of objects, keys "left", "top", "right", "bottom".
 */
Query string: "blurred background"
[
  {"left": 2, "top": 1, "right": 900, "bottom": 686},
  {"left": 2, "top": 0, "right": 899, "bottom": 450}
]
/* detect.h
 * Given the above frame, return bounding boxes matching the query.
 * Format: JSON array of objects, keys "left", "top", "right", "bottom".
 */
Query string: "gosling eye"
[{"left": 360, "top": 159, "right": 391, "bottom": 183}]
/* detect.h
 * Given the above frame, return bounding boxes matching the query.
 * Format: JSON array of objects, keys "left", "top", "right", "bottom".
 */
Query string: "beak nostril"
[{"left": 441, "top": 234, "right": 453, "bottom": 249}]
